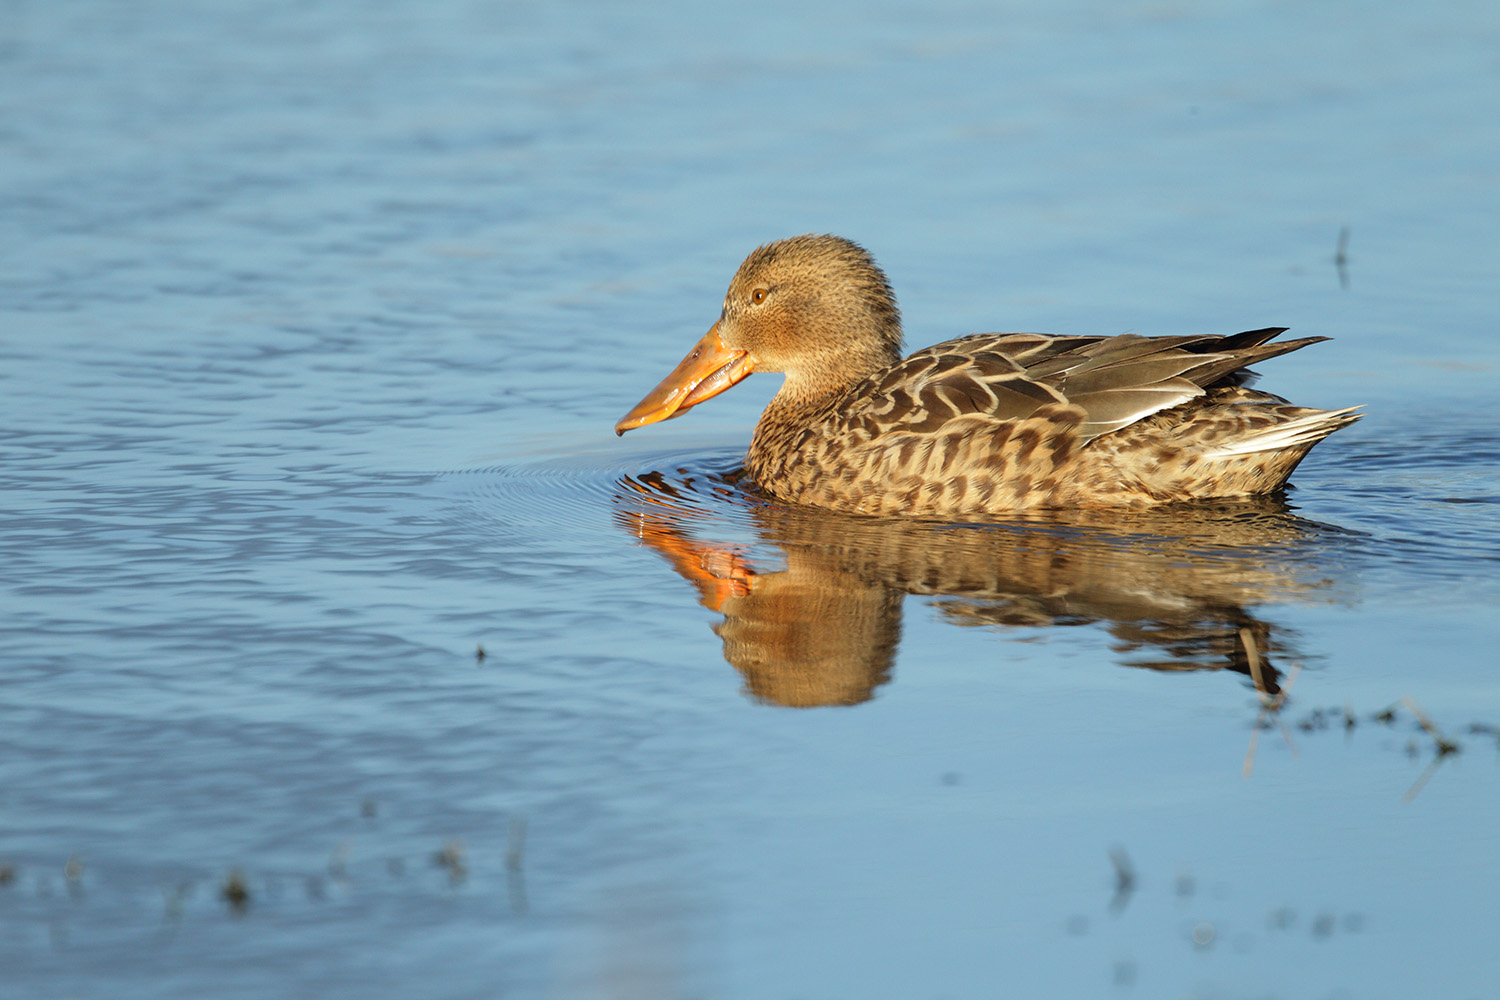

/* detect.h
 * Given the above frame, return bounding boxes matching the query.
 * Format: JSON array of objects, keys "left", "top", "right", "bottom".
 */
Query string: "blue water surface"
[{"left": 2, "top": 2, "right": 1498, "bottom": 998}]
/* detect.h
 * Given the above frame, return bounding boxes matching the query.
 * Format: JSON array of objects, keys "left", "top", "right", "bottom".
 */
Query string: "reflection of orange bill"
[{"left": 620, "top": 510, "right": 754, "bottom": 612}]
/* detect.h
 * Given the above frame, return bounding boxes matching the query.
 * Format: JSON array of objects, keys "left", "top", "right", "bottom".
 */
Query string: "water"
[{"left": 2, "top": 1, "right": 1499, "bottom": 997}]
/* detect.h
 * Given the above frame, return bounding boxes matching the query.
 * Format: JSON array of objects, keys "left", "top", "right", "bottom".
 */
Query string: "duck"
[{"left": 615, "top": 234, "right": 1361, "bottom": 516}]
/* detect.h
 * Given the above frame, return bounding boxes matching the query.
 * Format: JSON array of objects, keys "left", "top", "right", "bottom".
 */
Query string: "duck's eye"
[{"left": 751, "top": 287, "right": 768, "bottom": 304}]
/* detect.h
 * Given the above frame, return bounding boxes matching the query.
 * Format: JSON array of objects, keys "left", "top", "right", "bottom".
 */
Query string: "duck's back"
[{"left": 746, "top": 328, "right": 1361, "bottom": 515}]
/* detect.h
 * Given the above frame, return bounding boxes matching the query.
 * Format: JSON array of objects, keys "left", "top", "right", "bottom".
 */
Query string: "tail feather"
[
  {"left": 1185, "top": 335, "right": 1333, "bottom": 389},
  {"left": 1205, "top": 406, "right": 1364, "bottom": 458},
  {"left": 1208, "top": 327, "right": 1290, "bottom": 351}
]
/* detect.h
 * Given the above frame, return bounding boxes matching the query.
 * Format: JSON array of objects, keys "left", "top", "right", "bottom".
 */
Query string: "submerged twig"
[
  {"left": 1244, "top": 645, "right": 1299, "bottom": 777},
  {"left": 507, "top": 817, "right": 529, "bottom": 915},
  {"left": 1400, "top": 696, "right": 1461, "bottom": 802},
  {"left": 1402, "top": 755, "right": 1447, "bottom": 804},
  {"left": 1401, "top": 696, "right": 1461, "bottom": 756}
]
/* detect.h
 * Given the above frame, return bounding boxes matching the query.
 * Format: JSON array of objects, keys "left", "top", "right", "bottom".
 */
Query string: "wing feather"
[{"left": 838, "top": 328, "right": 1327, "bottom": 447}]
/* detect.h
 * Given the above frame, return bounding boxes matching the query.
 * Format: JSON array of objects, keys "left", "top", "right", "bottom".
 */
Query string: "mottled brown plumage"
[{"left": 616, "top": 234, "right": 1361, "bottom": 515}]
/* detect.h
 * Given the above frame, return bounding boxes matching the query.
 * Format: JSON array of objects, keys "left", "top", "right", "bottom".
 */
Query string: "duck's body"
[
  {"left": 616, "top": 235, "right": 1360, "bottom": 516},
  {"left": 742, "top": 328, "right": 1361, "bottom": 515}
]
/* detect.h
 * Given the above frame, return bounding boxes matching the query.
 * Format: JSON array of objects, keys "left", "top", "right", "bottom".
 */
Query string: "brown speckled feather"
[
  {"left": 618, "top": 235, "right": 1361, "bottom": 516},
  {"left": 748, "top": 328, "right": 1359, "bottom": 514}
]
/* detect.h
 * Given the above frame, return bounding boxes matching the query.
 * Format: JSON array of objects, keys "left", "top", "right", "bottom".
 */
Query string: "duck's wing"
[
  {"left": 838, "top": 339, "right": 1069, "bottom": 439},
  {"left": 842, "top": 329, "right": 1330, "bottom": 445}
]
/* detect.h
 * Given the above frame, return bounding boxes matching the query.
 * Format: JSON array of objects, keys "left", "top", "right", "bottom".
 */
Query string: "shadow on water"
[{"left": 614, "top": 461, "right": 1362, "bottom": 708}]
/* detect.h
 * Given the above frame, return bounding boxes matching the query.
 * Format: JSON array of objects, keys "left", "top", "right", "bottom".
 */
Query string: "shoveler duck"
[{"left": 615, "top": 234, "right": 1361, "bottom": 516}]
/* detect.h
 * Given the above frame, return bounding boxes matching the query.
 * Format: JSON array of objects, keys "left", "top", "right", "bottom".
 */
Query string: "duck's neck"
[
  {"left": 744, "top": 329, "right": 903, "bottom": 485},
  {"left": 745, "top": 375, "right": 857, "bottom": 483}
]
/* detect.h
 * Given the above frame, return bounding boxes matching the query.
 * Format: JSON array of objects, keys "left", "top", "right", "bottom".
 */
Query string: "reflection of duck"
[
  {"left": 616, "top": 235, "right": 1360, "bottom": 516},
  {"left": 617, "top": 471, "right": 1354, "bottom": 707}
]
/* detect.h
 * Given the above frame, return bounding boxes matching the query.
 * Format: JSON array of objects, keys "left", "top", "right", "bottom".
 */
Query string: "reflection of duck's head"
[
  {"left": 616, "top": 504, "right": 898, "bottom": 708},
  {"left": 714, "top": 562, "right": 900, "bottom": 709}
]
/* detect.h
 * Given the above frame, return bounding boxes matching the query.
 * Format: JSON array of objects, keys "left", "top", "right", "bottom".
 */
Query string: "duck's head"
[{"left": 615, "top": 234, "right": 903, "bottom": 435}]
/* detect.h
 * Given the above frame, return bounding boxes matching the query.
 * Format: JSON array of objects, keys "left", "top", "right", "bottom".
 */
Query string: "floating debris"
[
  {"left": 1403, "top": 696, "right": 1461, "bottom": 756},
  {"left": 506, "top": 818, "right": 527, "bottom": 872},
  {"left": 65, "top": 855, "right": 85, "bottom": 900},
  {"left": 1190, "top": 921, "right": 1217, "bottom": 950},
  {"left": 160, "top": 879, "right": 194, "bottom": 923},
  {"left": 328, "top": 841, "right": 352, "bottom": 882},
  {"left": 434, "top": 840, "right": 467, "bottom": 884},
  {"left": 221, "top": 869, "right": 251, "bottom": 913},
  {"left": 1268, "top": 906, "right": 1297, "bottom": 931},
  {"left": 1108, "top": 847, "right": 1137, "bottom": 915},
  {"left": 506, "top": 819, "right": 529, "bottom": 915},
  {"left": 1242, "top": 695, "right": 1491, "bottom": 802},
  {"left": 1334, "top": 225, "right": 1351, "bottom": 290}
]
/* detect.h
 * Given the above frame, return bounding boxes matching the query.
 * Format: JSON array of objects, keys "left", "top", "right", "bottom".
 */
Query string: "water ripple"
[{"left": 448, "top": 444, "right": 755, "bottom": 536}]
